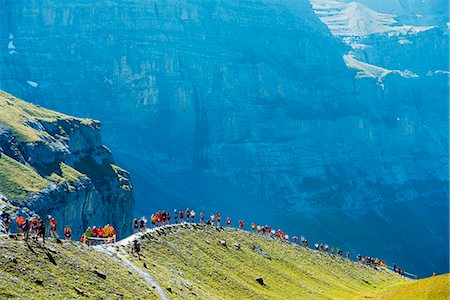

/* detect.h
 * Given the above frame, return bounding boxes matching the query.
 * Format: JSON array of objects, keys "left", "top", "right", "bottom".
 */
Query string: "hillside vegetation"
[
  {"left": 1, "top": 224, "right": 448, "bottom": 299},
  {"left": 0, "top": 90, "right": 92, "bottom": 143},
  {"left": 0, "top": 236, "right": 157, "bottom": 299},
  {"left": 109, "top": 224, "right": 409, "bottom": 299}
]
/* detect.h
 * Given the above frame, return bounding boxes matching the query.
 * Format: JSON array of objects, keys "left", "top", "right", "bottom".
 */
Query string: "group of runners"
[
  {"left": 1, "top": 207, "right": 405, "bottom": 276},
  {"left": 135, "top": 208, "right": 400, "bottom": 275},
  {"left": 80, "top": 224, "right": 118, "bottom": 245},
  {"left": 1, "top": 210, "right": 64, "bottom": 244},
  {"left": 0, "top": 209, "right": 118, "bottom": 247}
]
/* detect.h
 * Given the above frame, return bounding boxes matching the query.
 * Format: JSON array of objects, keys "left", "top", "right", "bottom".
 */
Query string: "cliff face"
[
  {"left": 0, "top": 90, "right": 134, "bottom": 238},
  {"left": 0, "top": 0, "right": 447, "bottom": 275}
]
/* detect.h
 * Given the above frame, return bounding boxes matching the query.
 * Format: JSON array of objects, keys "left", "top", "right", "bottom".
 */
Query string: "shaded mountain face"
[{"left": 0, "top": 0, "right": 447, "bottom": 276}]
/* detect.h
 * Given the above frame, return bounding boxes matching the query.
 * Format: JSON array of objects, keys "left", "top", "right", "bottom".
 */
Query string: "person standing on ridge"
[
  {"left": 173, "top": 209, "right": 178, "bottom": 224},
  {"left": 16, "top": 214, "right": 25, "bottom": 234},
  {"left": 226, "top": 217, "right": 231, "bottom": 227},
  {"left": 1, "top": 210, "right": 11, "bottom": 234},
  {"left": 186, "top": 208, "right": 191, "bottom": 223},
  {"left": 38, "top": 218, "right": 46, "bottom": 244},
  {"left": 216, "top": 213, "right": 221, "bottom": 226},
  {"left": 132, "top": 218, "right": 139, "bottom": 233},
  {"left": 239, "top": 220, "right": 244, "bottom": 230},
  {"left": 251, "top": 223, "right": 256, "bottom": 233},
  {"left": 292, "top": 236, "right": 298, "bottom": 244},
  {"left": 49, "top": 215, "right": 59, "bottom": 239},
  {"left": 64, "top": 225, "right": 72, "bottom": 240},
  {"left": 200, "top": 212, "right": 204, "bottom": 224},
  {"left": 190, "top": 210, "right": 196, "bottom": 223},
  {"left": 22, "top": 218, "right": 30, "bottom": 242},
  {"left": 179, "top": 209, "right": 184, "bottom": 223}
]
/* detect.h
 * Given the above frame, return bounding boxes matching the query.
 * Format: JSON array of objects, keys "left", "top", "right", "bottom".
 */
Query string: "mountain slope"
[
  {"left": 0, "top": 225, "right": 407, "bottom": 300},
  {"left": 0, "top": 236, "right": 158, "bottom": 299},
  {"left": 370, "top": 273, "right": 449, "bottom": 300},
  {"left": 0, "top": 90, "right": 134, "bottom": 237},
  {"left": 102, "top": 224, "right": 407, "bottom": 299},
  {"left": 0, "top": 0, "right": 448, "bottom": 277}
]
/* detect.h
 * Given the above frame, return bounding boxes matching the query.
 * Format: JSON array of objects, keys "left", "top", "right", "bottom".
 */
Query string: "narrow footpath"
[{"left": 94, "top": 226, "right": 176, "bottom": 300}]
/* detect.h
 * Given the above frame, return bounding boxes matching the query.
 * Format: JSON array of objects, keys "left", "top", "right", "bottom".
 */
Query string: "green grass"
[
  {"left": 368, "top": 274, "right": 449, "bottom": 300},
  {"left": 0, "top": 90, "right": 94, "bottom": 143},
  {"left": 0, "top": 153, "right": 49, "bottom": 200},
  {"left": 0, "top": 225, "right": 446, "bottom": 299},
  {"left": 0, "top": 237, "right": 158, "bottom": 299},
  {"left": 121, "top": 225, "right": 406, "bottom": 300}
]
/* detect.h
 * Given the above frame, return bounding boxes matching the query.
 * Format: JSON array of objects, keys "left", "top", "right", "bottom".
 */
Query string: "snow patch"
[
  {"left": 311, "top": 0, "right": 436, "bottom": 38},
  {"left": 26, "top": 81, "right": 39, "bottom": 88},
  {"left": 8, "top": 38, "right": 17, "bottom": 55},
  {"left": 8, "top": 41, "right": 15, "bottom": 50},
  {"left": 398, "top": 39, "right": 412, "bottom": 45},
  {"left": 343, "top": 54, "right": 418, "bottom": 88}
]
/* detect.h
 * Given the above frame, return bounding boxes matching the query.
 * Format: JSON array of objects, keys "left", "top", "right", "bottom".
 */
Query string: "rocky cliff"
[
  {"left": 0, "top": 90, "right": 134, "bottom": 238},
  {"left": 0, "top": 0, "right": 447, "bottom": 276}
]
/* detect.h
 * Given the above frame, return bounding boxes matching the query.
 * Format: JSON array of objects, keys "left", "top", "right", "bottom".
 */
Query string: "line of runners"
[
  {"left": 133, "top": 208, "right": 406, "bottom": 277},
  {"left": 1, "top": 208, "right": 407, "bottom": 277}
]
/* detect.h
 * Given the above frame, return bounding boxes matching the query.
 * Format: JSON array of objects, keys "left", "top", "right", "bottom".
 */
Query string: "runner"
[
  {"left": 22, "top": 218, "right": 30, "bottom": 242},
  {"left": 173, "top": 209, "right": 178, "bottom": 224},
  {"left": 251, "top": 222, "right": 256, "bottom": 233},
  {"left": 179, "top": 210, "right": 184, "bottom": 223},
  {"left": 38, "top": 219, "right": 46, "bottom": 244},
  {"left": 226, "top": 217, "right": 231, "bottom": 227},
  {"left": 1, "top": 210, "right": 11, "bottom": 234},
  {"left": 190, "top": 210, "right": 196, "bottom": 223},
  {"left": 132, "top": 218, "right": 139, "bottom": 233},
  {"left": 216, "top": 213, "right": 221, "bottom": 226},
  {"left": 64, "top": 225, "right": 72, "bottom": 240},
  {"left": 16, "top": 214, "right": 25, "bottom": 234},
  {"left": 49, "top": 215, "right": 59, "bottom": 239},
  {"left": 239, "top": 220, "right": 244, "bottom": 230},
  {"left": 199, "top": 212, "right": 204, "bottom": 224},
  {"left": 186, "top": 209, "right": 191, "bottom": 223}
]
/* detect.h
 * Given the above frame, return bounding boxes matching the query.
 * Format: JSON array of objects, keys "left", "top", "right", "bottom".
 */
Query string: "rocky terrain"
[
  {"left": 0, "top": 90, "right": 134, "bottom": 237},
  {"left": 0, "top": 0, "right": 447, "bottom": 276}
]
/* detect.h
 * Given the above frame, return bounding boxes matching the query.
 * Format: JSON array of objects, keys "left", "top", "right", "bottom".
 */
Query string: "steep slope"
[
  {"left": 0, "top": 236, "right": 158, "bottom": 299},
  {"left": 102, "top": 224, "right": 420, "bottom": 299},
  {"left": 1, "top": 225, "right": 447, "bottom": 299},
  {"left": 0, "top": 0, "right": 448, "bottom": 277},
  {"left": 0, "top": 90, "right": 134, "bottom": 237}
]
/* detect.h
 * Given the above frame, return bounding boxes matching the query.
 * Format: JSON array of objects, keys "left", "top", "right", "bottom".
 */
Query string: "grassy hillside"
[
  {"left": 0, "top": 153, "right": 49, "bottom": 199},
  {"left": 0, "top": 236, "right": 157, "bottom": 299},
  {"left": 0, "top": 225, "right": 447, "bottom": 299},
  {"left": 116, "top": 224, "right": 406, "bottom": 299},
  {"left": 0, "top": 90, "right": 92, "bottom": 142},
  {"left": 369, "top": 273, "right": 449, "bottom": 300}
]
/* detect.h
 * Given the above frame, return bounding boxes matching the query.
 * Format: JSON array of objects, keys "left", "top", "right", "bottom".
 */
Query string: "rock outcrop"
[{"left": 0, "top": 90, "right": 134, "bottom": 237}]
